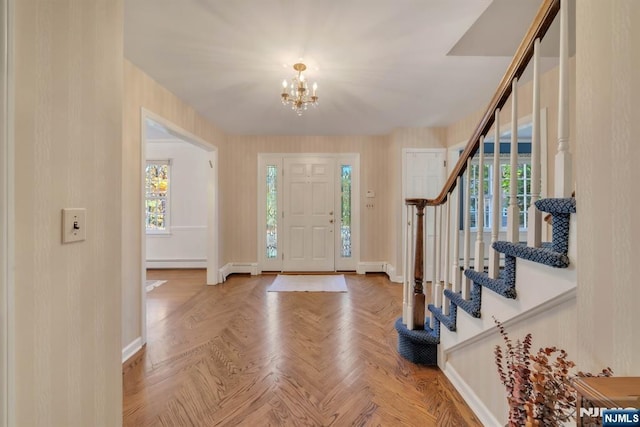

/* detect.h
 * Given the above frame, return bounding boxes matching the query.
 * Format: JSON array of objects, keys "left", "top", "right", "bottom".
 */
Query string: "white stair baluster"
[
  {"left": 420, "top": 205, "right": 428, "bottom": 327},
  {"left": 451, "top": 178, "right": 461, "bottom": 293},
  {"left": 402, "top": 204, "right": 409, "bottom": 324},
  {"left": 431, "top": 204, "right": 438, "bottom": 318},
  {"left": 475, "top": 137, "right": 485, "bottom": 274},
  {"left": 555, "top": 0, "right": 572, "bottom": 198},
  {"left": 443, "top": 199, "right": 451, "bottom": 315},
  {"left": 462, "top": 158, "right": 472, "bottom": 300},
  {"left": 489, "top": 110, "right": 501, "bottom": 279},
  {"left": 507, "top": 78, "right": 520, "bottom": 243},
  {"left": 528, "top": 38, "right": 542, "bottom": 247},
  {"left": 434, "top": 205, "right": 442, "bottom": 308},
  {"left": 407, "top": 205, "right": 415, "bottom": 330}
]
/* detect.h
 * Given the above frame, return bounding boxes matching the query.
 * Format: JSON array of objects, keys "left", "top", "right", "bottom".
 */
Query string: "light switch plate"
[{"left": 62, "top": 208, "right": 86, "bottom": 243}]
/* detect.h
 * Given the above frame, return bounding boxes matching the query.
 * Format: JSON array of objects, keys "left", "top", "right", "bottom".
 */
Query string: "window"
[
  {"left": 340, "top": 165, "right": 352, "bottom": 258},
  {"left": 469, "top": 160, "right": 532, "bottom": 230},
  {"left": 266, "top": 165, "right": 278, "bottom": 259},
  {"left": 462, "top": 138, "right": 534, "bottom": 231},
  {"left": 145, "top": 160, "right": 170, "bottom": 233}
]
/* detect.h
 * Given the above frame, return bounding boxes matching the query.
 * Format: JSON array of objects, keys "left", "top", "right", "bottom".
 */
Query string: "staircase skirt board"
[{"left": 394, "top": 318, "right": 438, "bottom": 365}]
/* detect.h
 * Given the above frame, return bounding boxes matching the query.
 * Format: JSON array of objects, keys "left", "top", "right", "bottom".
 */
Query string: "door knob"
[
  {"left": 329, "top": 211, "right": 334, "bottom": 216},
  {"left": 329, "top": 219, "right": 334, "bottom": 224}
]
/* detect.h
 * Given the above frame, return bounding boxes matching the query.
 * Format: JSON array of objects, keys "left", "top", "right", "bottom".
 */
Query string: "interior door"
[
  {"left": 283, "top": 157, "right": 335, "bottom": 271},
  {"left": 403, "top": 149, "right": 447, "bottom": 280}
]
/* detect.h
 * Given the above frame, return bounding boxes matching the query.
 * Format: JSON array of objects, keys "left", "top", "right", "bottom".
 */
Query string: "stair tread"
[
  {"left": 464, "top": 259, "right": 517, "bottom": 299},
  {"left": 535, "top": 197, "right": 576, "bottom": 214},
  {"left": 492, "top": 241, "right": 570, "bottom": 268},
  {"left": 428, "top": 304, "right": 456, "bottom": 332},
  {"left": 444, "top": 289, "right": 481, "bottom": 318}
]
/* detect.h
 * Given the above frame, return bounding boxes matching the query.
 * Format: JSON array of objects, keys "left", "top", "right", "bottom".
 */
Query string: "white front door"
[{"left": 283, "top": 157, "right": 335, "bottom": 271}]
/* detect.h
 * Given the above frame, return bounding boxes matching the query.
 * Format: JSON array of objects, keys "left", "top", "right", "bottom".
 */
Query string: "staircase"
[{"left": 395, "top": 0, "right": 575, "bottom": 367}]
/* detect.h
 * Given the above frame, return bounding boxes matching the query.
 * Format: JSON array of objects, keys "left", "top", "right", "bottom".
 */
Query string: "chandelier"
[{"left": 280, "top": 63, "right": 318, "bottom": 116}]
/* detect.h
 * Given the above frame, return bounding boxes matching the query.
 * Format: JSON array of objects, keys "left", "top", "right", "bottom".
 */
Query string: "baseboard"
[
  {"left": 444, "top": 363, "right": 501, "bottom": 427},
  {"left": 146, "top": 259, "right": 206, "bottom": 269},
  {"left": 218, "top": 262, "right": 259, "bottom": 282},
  {"left": 385, "top": 264, "right": 403, "bottom": 283},
  {"left": 356, "top": 261, "right": 387, "bottom": 275},
  {"left": 122, "top": 337, "right": 143, "bottom": 364}
]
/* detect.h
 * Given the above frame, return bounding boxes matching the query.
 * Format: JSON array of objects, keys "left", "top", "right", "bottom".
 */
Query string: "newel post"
[{"left": 406, "top": 198, "right": 428, "bottom": 330}]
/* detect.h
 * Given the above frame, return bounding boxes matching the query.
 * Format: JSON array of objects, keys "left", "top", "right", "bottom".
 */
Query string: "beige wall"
[
  {"left": 446, "top": 58, "right": 577, "bottom": 199},
  {"left": 13, "top": 1, "right": 123, "bottom": 425},
  {"left": 575, "top": 0, "right": 640, "bottom": 374},
  {"left": 122, "top": 61, "right": 224, "bottom": 348},
  {"left": 221, "top": 135, "right": 392, "bottom": 264}
]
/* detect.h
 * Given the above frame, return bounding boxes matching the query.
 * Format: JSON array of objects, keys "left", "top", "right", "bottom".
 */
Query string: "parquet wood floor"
[{"left": 123, "top": 270, "right": 481, "bottom": 427}]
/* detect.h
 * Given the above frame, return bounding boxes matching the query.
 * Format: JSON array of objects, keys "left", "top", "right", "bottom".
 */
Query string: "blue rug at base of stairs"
[{"left": 394, "top": 317, "right": 439, "bottom": 365}]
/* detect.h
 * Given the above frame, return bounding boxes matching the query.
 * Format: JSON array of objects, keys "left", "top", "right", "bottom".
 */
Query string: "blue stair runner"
[
  {"left": 395, "top": 197, "right": 576, "bottom": 364},
  {"left": 465, "top": 254, "right": 518, "bottom": 300},
  {"left": 490, "top": 198, "right": 576, "bottom": 268},
  {"left": 428, "top": 303, "right": 457, "bottom": 331}
]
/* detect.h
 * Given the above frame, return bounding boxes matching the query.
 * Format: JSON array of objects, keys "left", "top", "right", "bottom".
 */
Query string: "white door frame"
[
  {"left": 140, "top": 109, "right": 219, "bottom": 344},
  {"left": 257, "top": 153, "right": 360, "bottom": 272},
  {"left": 1, "top": 0, "right": 13, "bottom": 424}
]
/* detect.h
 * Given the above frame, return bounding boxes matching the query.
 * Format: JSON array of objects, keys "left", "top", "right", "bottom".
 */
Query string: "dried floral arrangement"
[{"left": 493, "top": 317, "right": 613, "bottom": 427}]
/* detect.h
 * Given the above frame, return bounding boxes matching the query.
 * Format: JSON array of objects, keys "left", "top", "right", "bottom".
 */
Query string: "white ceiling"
[{"left": 125, "top": 0, "right": 557, "bottom": 136}]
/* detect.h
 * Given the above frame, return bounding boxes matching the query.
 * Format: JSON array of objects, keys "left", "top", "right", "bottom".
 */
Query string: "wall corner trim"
[
  {"left": 122, "top": 337, "right": 143, "bottom": 364},
  {"left": 385, "top": 264, "right": 403, "bottom": 283},
  {"left": 218, "top": 262, "right": 259, "bottom": 282},
  {"left": 444, "top": 363, "right": 502, "bottom": 427},
  {"left": 356, "top": 262, "right": 403, "bottom": 283}
]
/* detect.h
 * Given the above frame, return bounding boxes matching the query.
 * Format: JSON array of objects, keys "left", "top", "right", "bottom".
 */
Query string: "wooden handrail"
[{"left": 421, "top": 0, "right": 560, "bottom": 207}]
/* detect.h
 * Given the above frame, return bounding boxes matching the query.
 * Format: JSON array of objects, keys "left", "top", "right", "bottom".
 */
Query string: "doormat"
[{"left": 267, "top": 275, "right": 348, "bottom": 292}]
